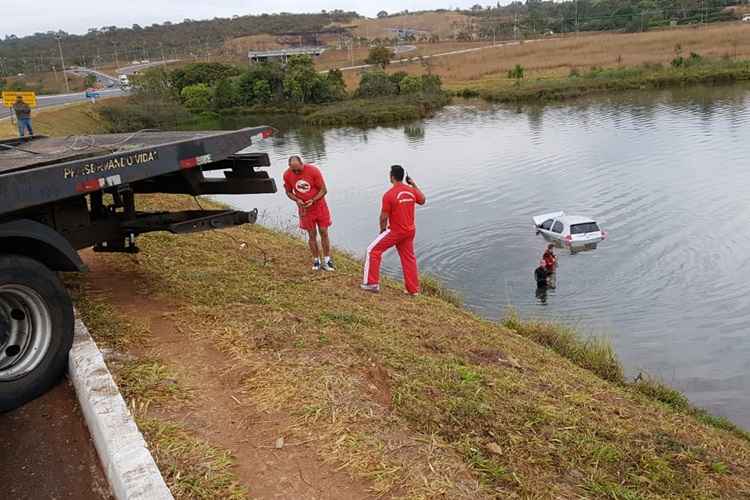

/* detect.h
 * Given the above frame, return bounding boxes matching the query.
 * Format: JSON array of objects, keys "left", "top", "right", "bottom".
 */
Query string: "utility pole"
[
  {"left": 112, "top": 41, "right": 120, "bottom": 69},
  {"left": 56, "top": 35, "right": 71, "bottom": 93}
]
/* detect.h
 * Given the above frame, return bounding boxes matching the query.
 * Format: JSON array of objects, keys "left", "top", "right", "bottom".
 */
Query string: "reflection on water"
[{"left": 213, "top": 84, "right": 750, "bottom": 429}]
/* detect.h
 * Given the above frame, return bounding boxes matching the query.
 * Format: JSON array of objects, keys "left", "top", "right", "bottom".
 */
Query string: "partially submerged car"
[{"left": 532, "top": 211, "right": 606, "bottom": 252}]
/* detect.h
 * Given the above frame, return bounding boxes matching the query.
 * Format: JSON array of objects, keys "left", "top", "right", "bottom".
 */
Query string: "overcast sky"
[{"left": 3, "top": 1, "right": 485, "bottom": 38}]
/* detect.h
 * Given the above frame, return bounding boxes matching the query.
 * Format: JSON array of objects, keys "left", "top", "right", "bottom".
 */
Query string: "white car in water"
[{"left": 532, "top": 211, "right": 606, "bottom": 252}]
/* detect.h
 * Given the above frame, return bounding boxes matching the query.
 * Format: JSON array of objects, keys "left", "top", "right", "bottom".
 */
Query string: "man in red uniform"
[
  {"left": 361, "top": 165, "right": 426, "bottom": 295},
  {"left": 283, "top": 155, "right": 335, "bottom": 271}
]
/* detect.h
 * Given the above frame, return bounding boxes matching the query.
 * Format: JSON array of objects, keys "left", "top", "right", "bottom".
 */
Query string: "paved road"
[
  {"left": 0, "top": 88, "right": 124, "bottom": 120},
  {"left": 337, "top": 38, "right": 549, "bottom": 72},
  {"left": 0, "top": 378, "right": 112, "bottom": 499},
  {"left": 0, "top": 60, "right": 179, "bottom": 121}
]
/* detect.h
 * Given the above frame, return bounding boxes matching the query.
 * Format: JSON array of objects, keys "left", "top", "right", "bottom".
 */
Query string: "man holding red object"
[
  {"left": 283, "top": 155, "right": 335, "bottom": 271},
  {"left": 361, "top": 165, "right": 426, "bottom": 295}
]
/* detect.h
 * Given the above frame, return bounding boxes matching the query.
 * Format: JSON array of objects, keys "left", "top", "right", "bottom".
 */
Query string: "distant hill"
[{"left": 0, "top": 11, "right": 358, "bottom": 75}]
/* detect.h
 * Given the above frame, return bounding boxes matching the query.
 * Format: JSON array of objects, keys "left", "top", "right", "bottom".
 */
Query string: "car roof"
[{"left": 557, "top": 215, "right": 596, "bottom": 225}]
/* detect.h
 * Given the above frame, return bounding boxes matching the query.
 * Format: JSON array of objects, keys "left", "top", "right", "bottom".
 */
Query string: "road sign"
[{"left": 2, "top": 91, "right": 37, "bottom": 108}]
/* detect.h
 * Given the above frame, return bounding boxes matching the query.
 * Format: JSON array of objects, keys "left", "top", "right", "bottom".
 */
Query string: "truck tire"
[{"left": 0, "top": 255, "right": 74, "bottom": 412}]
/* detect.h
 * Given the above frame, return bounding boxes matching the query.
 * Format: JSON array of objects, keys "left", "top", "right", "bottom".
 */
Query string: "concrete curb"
[{"left": 69, "top": 317, "right": 174, "bottom": 500}]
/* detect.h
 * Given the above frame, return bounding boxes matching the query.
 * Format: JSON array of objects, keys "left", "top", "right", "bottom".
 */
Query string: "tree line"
[{"left": 0, "top": 11, "right": 358, "bottom": 76}]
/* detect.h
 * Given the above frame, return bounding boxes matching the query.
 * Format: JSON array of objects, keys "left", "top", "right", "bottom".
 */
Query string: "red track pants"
[{"left": 363, "top": 229, "right": 419, "bottom": 294}]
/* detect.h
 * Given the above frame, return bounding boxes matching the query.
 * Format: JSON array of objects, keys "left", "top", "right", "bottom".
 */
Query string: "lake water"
[{"left": 213, "top": 84, "right": 750, "bottom": 429}]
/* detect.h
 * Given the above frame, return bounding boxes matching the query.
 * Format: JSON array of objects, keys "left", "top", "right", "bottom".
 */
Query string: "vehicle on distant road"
[
  {"left": 743, "top": 14, "right": 750, "bottom": 22},
  {"left": 140, "top": 59, "right": 150, "bottom": 64},
  {"left": 84, "top": 88, "right": 100, "bottom": 101},
  {"left": 118, "top": 74, "right": 130, "bottom": 90},
  {"left": 533, "top": 211, "right": 607, "bottom": 252}
]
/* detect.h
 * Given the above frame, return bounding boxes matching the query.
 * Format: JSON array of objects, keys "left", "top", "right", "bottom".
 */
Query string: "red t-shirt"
[
  {"left": 283, "top": 164, "right": 327, "bottom": 208},
  {"left": 381, "top": 183, "right": 424, "bottom": 233},
  {"left": 543, "top": 250, "right": 556, "bottom": 270}
]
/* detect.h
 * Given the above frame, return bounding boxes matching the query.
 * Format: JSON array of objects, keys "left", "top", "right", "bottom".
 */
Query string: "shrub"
[
  {"left": 170, "top": 62, "right": 241, "bottom": 94},
  {"left": 98, "top": 98, "right": 193, "bottom": 132},
  {"left": 507, "top": 64, "right": 525, "bottom": 81},
  {"left": 83, "top": 74, "right": 97, "bottom": 88},
  {"left": 326, "top": 69, "right": 347, "bottom": 100},
  {"left": 569, "top": 67, "right": 580, "bottom": 78},
  {"left": 399, "top": 75, "right": 423, "bottom": 94},
  {"left": 282, "top": 55, "right": 339, "bottom": 104},
  {"left": 237, "top": 63, "right": 284, "bottom": 105},
  {"left": 389, "top": 71, "right": 409, "bottom": 87},
  {"left": 420, "top": 74, "right": 443, "bottom": 94},
  {"left": 366, "top": 46, "right": 395, "bottom": 69},
  {"left": 180, "top": 83, "right": 212, "bottom": 112},
  {"left": 357, "top": 70, "right": 398, "bottom": 97},
  {"left": 212, "top": 78, "right": 239, "bottom": 110}
]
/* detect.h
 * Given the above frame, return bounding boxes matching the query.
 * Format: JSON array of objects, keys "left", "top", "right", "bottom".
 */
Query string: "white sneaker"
[
  {"left": 312, "top": 259, "right": 321, "bottom": 271},
  {"left": 322, "top": 259, "right": 336, "bottom": 272},
  {"left": 360, "top": 284, "right": 380, "bottom": 293}
]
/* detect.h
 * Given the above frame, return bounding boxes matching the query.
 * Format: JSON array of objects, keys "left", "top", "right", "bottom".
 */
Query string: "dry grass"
[
  {"left": 0, "top": 101, "right": 107, "bottom": 138},
  {"left": 71, "top": 193, "right": 750, "bottom": 499},
  {"left": 341, "top": 22, "right": 750, "bottom": 88},
  {"left": 138, "top": 417, "right": 248, "bottom": 499},
  {"left": 5, "top": 70, "right": 87, "bottom": 94},
  {"left": 344, "top": 12, "right": 472, "bottom": 40}
]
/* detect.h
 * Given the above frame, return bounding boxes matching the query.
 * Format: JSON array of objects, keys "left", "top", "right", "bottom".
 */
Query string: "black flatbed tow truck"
[{"left": 0, "top": 127, "right": 276, "bottom": 411}]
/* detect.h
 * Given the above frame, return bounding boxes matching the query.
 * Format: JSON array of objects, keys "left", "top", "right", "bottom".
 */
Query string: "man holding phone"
[
  {"left": 362, "top": 165, "right": 426, "bottom": 295},
  {"left": 283, "top": 155, "right": 335, "bottom": 271}
]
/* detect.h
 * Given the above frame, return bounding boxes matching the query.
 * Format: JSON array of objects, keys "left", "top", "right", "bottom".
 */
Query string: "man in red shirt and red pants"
[
  {"left": 362, "top": 165, "right": 426, "bottom": 295},
  {"left": 283, "top": 155, "right": 335, "bottom": 271}
]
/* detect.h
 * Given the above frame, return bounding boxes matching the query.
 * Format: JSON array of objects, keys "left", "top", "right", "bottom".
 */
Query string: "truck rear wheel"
[{"left": 0, "top": 255, "right": 73, "bottom": 412}]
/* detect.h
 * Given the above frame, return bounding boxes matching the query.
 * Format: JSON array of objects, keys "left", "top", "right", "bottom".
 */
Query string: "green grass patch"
[
  {"left": 632, "top": 374, "right": 690, "bottom": 412},
  {"left": 420, "top": 274, "right": 463, "bottom": 307},
  {"left": 114, "top": 359, "right": 190, "bottom": 405},
  {"left": 466, "top": 58, "right": 750, "bottom": 105},
  {"left": 502, "top": 309, "right": 624, "bottom": 384},
  {"left": 303, "top": 94, "right": 449, "bottom": 127}
]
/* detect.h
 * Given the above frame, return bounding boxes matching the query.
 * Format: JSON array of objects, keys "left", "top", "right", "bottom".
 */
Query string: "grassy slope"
[
  {"left": 467, "top": 59, "right": 750, "bottom": 104},
  {"left": 0, "top": 101, "right": 106, "bottom": 137},
  {"left": 72, "top": 194, "right": 750, "bottom": 499}
]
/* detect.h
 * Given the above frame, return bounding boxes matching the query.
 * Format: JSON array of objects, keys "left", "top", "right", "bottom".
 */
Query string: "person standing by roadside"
[
  {"left": 12, "top": 96, "right": 33, "bottom": 138},
  {"left": 283, "top": 155, "right": 335, "bottom": 271},
  {"left": 361, "top": 165, "right": 426, "bottom": 295}
]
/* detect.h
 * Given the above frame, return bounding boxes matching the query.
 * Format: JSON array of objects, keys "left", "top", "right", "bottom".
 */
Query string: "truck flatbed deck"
[
  {"left": 0, "top": 131, "right": 247, "bottom": 172},
  {"left": 0, "top": 127, "right": 273, "bottom": 215}
]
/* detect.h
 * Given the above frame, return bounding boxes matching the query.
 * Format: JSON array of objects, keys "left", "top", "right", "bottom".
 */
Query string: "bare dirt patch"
[{"left": 81, "top": 250, "right": 375, "bottom": 499}]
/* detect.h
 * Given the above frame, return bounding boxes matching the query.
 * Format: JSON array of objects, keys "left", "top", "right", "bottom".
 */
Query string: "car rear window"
[{"left": 571, "top": 222, "right": 600, "bottom": 234}]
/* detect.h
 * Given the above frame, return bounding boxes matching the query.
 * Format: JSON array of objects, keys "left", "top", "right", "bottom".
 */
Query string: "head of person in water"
[{"left": 547, "top": 243, "right": 555, "bottom": 252}]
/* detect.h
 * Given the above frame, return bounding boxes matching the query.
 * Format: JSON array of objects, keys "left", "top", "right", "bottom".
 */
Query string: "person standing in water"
[
  {"left": 542, "top": 243, "right": 557, "bottom": 288},
  {"left": 283, "top": 155, "right": 335, "bottom": 271}
]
